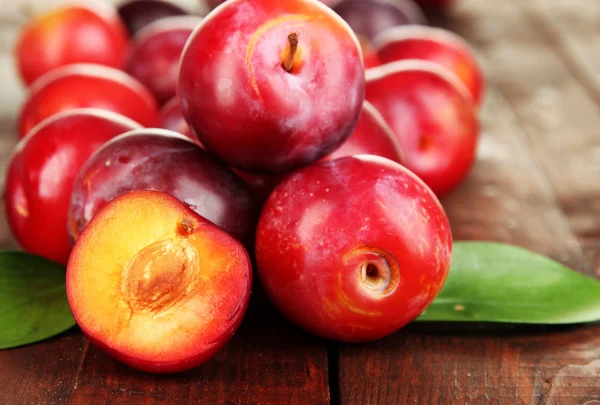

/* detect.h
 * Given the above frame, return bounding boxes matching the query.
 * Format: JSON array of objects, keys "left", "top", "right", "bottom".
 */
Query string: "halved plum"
[{"left": 67, "top": 190, "right": 252, "bottom": 373}]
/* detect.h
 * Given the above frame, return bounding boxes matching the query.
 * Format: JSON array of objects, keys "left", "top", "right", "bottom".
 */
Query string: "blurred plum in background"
[{"left": 118, "top": 0, "right": 190, "bottom": 35}]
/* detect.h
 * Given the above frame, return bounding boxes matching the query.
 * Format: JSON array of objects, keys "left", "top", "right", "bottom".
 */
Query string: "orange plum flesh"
[{"left": 67, "top": 190, "right": 251, "bottom": 373}]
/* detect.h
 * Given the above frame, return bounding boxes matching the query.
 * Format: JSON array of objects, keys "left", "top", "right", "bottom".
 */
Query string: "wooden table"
[{"left": 1, "top": 0, "right": 600, "bottom": 403}]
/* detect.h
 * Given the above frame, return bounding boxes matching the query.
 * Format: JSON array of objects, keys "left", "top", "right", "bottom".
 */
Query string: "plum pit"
[{"left": 121, "top": 237, "right": 199, "bottom": 313}]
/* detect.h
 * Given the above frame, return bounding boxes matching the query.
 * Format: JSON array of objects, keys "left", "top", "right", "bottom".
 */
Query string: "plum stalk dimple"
[{"left": 346, "top": 247, "right": 401, "bottom": 296}]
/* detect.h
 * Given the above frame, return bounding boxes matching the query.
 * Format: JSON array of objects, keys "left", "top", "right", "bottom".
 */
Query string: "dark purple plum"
[
  {"left": 118, "top": 0, "right": 189, "bottom": 36},
  {"left": 333, "top": 0, "right": 426, "bottom": 42},
  {"left": 69, "top": 129, "right": 257, "bottom": 245}
]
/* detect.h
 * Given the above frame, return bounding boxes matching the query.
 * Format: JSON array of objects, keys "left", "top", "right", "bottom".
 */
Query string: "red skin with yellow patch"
[
  {"left": 126, "top": 16, "right": 201, "bottom": 105},
  {"left": 375, "top": 26, "right": 484, "bottom": 106},
  {"left": 67, "top": 190, "right": 252, "bottom": 373},
  {"left": 256, "top": 155, "right": 452, "bottom": 342},
  {"left": 158, "top": 97, "right": 194, "bottom": 139},
  {"left": 4, "top": 109, "right": 141, "bottom": 265},
  {"left": 18, "top": 64, "right": 159, "bottom": 139},
  {"left": 179, "top": 0, "right": 365, "bottom": 173},
  {"left": 68, "top": 129, "right": 257, "bottom": 246},
  {"left": 15, "top": 5, "right": 128, "bottom": 86},
  {"left": 366, "top": 60, "right": 478, "bottom": 197}
]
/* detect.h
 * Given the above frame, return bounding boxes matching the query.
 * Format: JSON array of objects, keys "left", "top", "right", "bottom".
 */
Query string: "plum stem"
[{"left": 282, "top": 32, "right": 299, "bottom": 73}]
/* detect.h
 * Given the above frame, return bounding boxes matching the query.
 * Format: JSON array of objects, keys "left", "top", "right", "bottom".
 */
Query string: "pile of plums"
[{"left": 6, "top": 0, "right": 480, "bottom": 373}]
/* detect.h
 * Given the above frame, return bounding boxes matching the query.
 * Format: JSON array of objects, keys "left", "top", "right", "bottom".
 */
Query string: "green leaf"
[
  {"left": 0, "top": 251, "right": 75, "bottom": 349},
  {"left": 417, "top": 242, "right": 600, "bottom": 324}
]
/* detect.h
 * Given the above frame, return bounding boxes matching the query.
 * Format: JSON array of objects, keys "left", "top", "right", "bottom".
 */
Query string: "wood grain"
[
  {"left": 0, "top": 332, "right": 87, "bottom": 405},
  {"left": 338, "top": 0, "right": 600, "bottom": 402},
  {"left": 509, "top": 0, "right": 600, "bottom": 277},
  {"left": 66, "top": 289, "right": 330, "bottom": 405},
  {"left": 338, "top": 87, "right": 600, "bottom": 404},
  {"left": 459, "top": 0, "right": 600, "bottom": 275},
  {"left": 340, "top": 324, "right": 600, "bottom": 405},
  {"left": 0, "top": 287, "right": 330, "bottom": 405},
  {"left": 1, "top": 0, "right": 600, "bottom": 404}
]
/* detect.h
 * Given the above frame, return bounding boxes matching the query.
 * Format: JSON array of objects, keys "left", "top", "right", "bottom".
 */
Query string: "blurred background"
[{"left": 0, "top": 0, "right": 204, "bottom": 115}]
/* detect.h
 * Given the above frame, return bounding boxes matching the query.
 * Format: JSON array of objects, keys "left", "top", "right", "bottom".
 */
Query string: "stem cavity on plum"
[
  {"left": 282, "top": 32, "right": 299, "bottom": 73},
  {"left": 346, "top": 247, "right": 400, "bottom": 296},
  {"left": 361, "top": 262, "right": 391, "bottom": 292}
]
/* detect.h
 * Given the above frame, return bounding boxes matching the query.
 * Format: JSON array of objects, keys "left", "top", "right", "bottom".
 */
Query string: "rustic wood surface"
[{"left": 1, "top": 0, "right": 599, "bottom": 404}]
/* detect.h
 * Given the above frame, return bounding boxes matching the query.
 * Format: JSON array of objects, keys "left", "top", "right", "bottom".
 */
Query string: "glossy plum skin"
[
  {"left": 67, "top": 190, "right": 252, "bottom": 373},
  {"left": 69, "top": 129, "right": 257, "bottom": 245},
  {"left": 256, "top": 155, "right": 452, "bottom": 342},
  {"left": 158, "top": 97, "right": 194, "bottom": 139},
  {"left": 179, "top": 0, "right": 365, "bottom": 173},
  {"left": 4, "top": 109, "right": 141, "bottom": 265},
  {"left": 15, "top": 5, "right": 128, "bottom": 85},
  {"left": 375, "top": 26, "right": 484, "bottom": 105},
  {"left": 18, "top": 64, "right": 159, "bottom": 139},
  {"left": 332, "top": 0, "right": 426, "bottom": 42},
  {"left": 118, "top": 0, "right": 189, "bottom": 36},
  {"left": 366, "top": 61, "right": 478, "bottom": 197},
  {"left": 126, "top": 17, "right": 201, "bottom": 104},
  {"left": 324, "top": 101, "right": 404, "bottom": 163}
]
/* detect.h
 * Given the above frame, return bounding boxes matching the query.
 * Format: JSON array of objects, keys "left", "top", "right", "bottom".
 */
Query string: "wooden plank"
[
  {"left": 0, "top": 333, "right": 88, "bottom": 405},
  {"left": 338, "top": 0, "right": 600, "bottom": 398},
  {"left": 507, "top": 0, "right": 600, "bottom": 275},
  {"left": 66, "top": 289, "right": 330, "bottom": 405},
  {"left": 520, "top": 0, "right": 600, "bottom": 103},
  {"left": 340, "top": 323, "right": 600, "bottom": 405},
  {"left": 1, "top": 0, "right": 599, "bottom": 404},
  {"left": 0, "top": 264, "right": 329, "bottom": 404},
  {"left": 338, "top": 85, "right": 600, "bottom": 404},
  {"left": 435, "top": 0, "right": 600, "bottom": 274}
]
